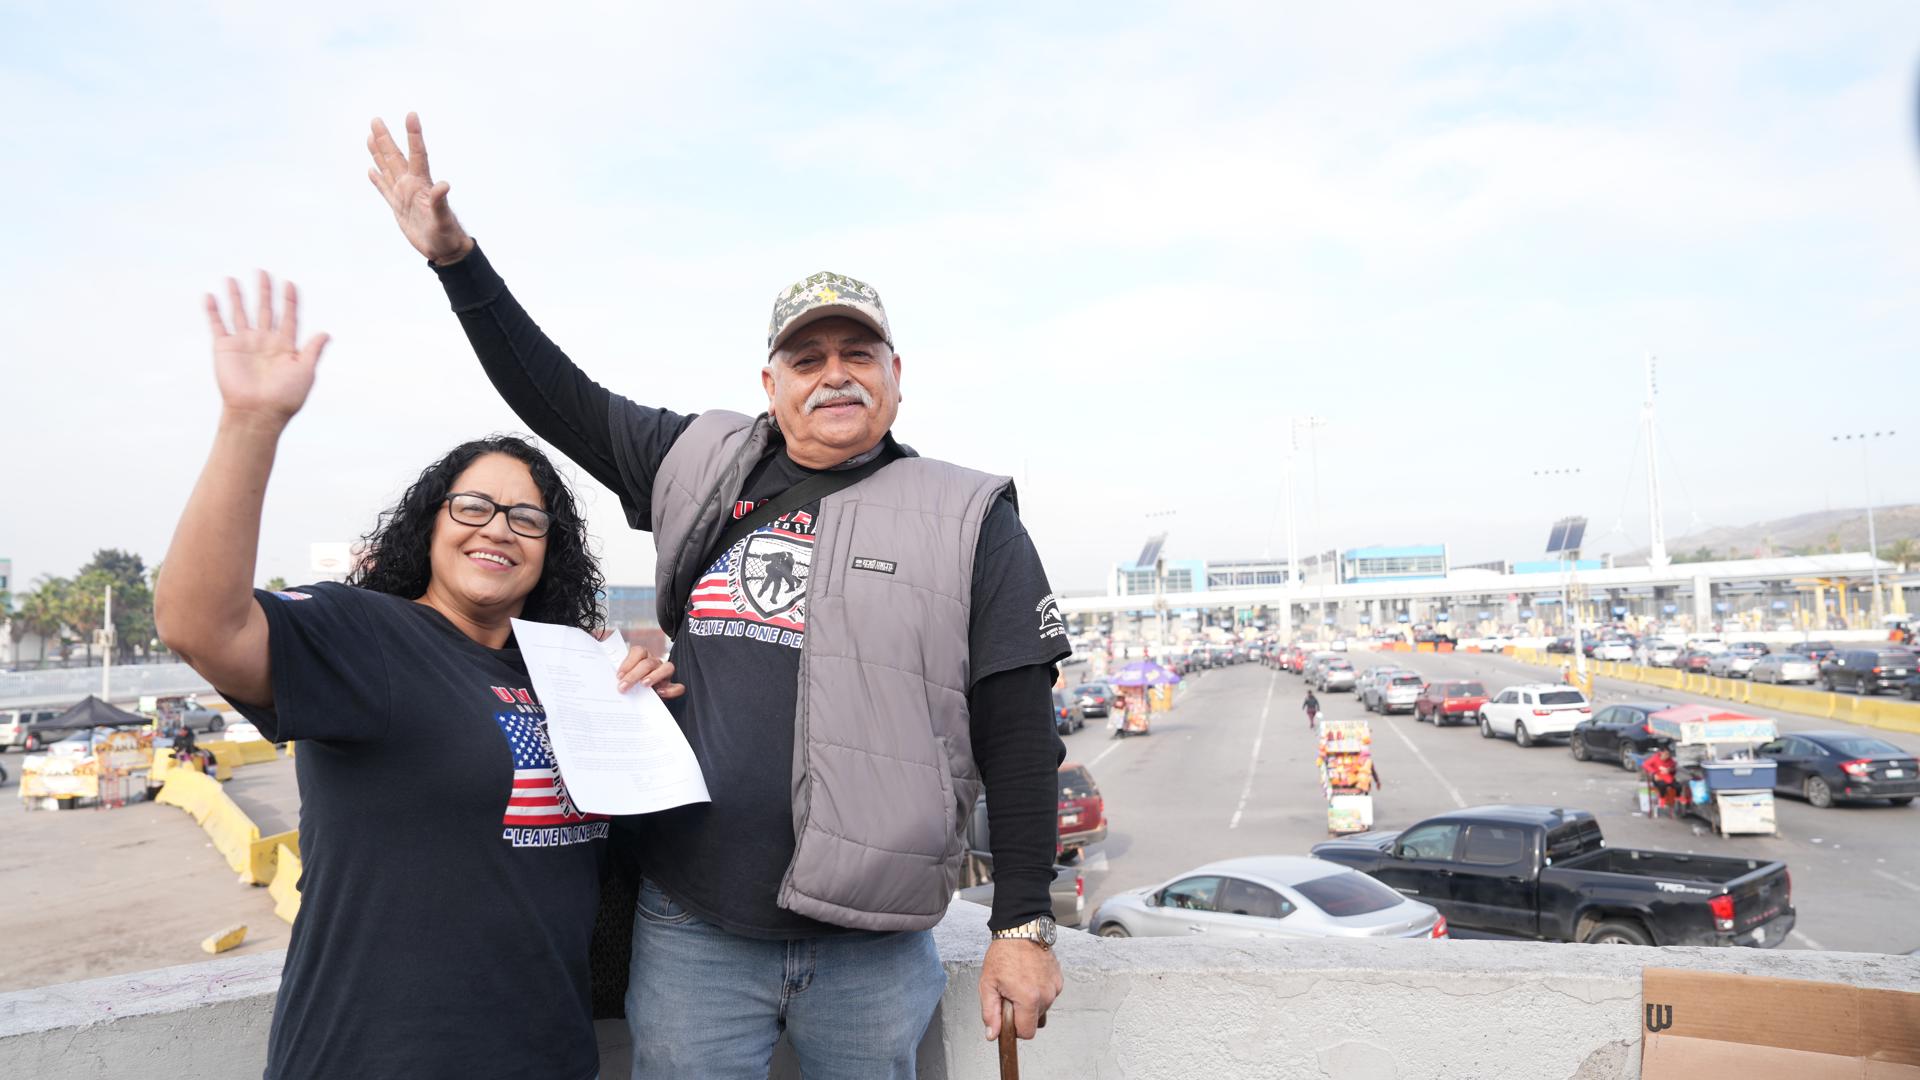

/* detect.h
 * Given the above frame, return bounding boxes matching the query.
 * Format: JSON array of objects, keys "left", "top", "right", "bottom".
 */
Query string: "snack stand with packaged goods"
[
  {"left": 17, "top": 697, "right": 158, "bottom": 811},
  {"left": 1319, "top": 719, "right": 1376, "bottom": 834},
  {"left": 1647, "top": 705, "right": 1779, "bottom": 837},
  {"left": 1107, "top": 659, "right": 1179, "bottom": 739}
]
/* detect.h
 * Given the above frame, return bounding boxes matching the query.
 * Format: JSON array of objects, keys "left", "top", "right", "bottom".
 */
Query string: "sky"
[{"left": 4, "top": 1, "right": 1920, "bottom": 597}]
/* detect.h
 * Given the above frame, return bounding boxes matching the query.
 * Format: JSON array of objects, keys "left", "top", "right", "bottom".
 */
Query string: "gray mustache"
[{"left": 805, "top": 384, "right": 873, "bottom": 413}]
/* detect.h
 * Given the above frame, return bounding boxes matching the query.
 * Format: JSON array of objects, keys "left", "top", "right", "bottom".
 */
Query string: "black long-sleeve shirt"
[{"left": 431, "top": 245, "right": 1065, "bottom": 931}]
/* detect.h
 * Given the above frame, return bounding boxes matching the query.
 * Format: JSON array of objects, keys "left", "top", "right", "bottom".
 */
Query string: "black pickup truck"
[{"left": 1311, "top": 805, "right": 1794, "bottom": 948}]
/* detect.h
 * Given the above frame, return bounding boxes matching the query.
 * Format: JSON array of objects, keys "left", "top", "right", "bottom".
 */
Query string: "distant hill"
[{"left": 1614, "top": 504, "right": 1920, "bottom": 564}]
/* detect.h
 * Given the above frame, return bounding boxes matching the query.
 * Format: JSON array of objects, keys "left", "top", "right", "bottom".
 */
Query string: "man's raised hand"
[
  {"left": 367, "top": 112, "right": 474, "bottom": 266},
  {"left": 204, "top": 272, "right": 329, "bottom": 426}
]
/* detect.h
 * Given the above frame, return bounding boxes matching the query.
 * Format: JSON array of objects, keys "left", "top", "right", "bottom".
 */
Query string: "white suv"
[{"left": 1477, "top": 685, "right": 1592, "bottom": 747}]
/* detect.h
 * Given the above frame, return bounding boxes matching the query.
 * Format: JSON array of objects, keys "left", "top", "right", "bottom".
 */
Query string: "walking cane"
[{"left": 998, "top": 1000, "right": 1047, "bottom": 1080}]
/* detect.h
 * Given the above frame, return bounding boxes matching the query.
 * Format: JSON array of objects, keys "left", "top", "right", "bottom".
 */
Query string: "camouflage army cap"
[{"left": 766, "top": 271, "right": 893, "bottom": 355}]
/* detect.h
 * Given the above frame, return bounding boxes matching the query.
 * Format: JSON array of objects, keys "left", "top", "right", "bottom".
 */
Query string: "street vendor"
[{"left": 1641, "top": 745, "right": 1683, "bottom": 808}]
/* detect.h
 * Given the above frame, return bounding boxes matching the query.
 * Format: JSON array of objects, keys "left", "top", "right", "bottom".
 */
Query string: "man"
[
  {"left": 1303, "top": 689, "right": 1320, "bottom": 727},
  {"left": 1641, "top": 745, "right": 1682, "bottom": 816},
  {"left": 366, "top": 114, "right": 1066, "bottom": 1078}
]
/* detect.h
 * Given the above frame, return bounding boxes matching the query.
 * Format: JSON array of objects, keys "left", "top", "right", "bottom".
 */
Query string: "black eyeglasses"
[{"left": 444, "top": 492, "right": 553, "bottom": 539}]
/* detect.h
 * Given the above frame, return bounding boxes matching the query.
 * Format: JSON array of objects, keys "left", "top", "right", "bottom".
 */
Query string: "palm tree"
[{"left": 16, "top": 579, "right": 70, "bottom": 665}]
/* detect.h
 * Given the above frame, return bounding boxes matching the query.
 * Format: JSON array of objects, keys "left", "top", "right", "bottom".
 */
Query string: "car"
[
  {"left": 1050, "top": 689, "right": 1084, "bottom": 735},
  {"left": 1819, "top": 650, "right": 1916, "bottom": 695},
  {"left": 1793, "top": 640, "right": 1840, "bottom": 664},
  {"left": 1413, "top": 680, "right": 1489, "bottom": 726},
  {"left": 1675, "top": 649, "right": 1714, "bottom": 674},
  {"left": 1546, "top": 636, "right": 1575, "bottom": 655},
  {"left": 1478, "top": 634, "right": 1513, "bottom": 652},
  {"left": 1353, "top": 666, "right": 1401, "bottom": 708},
  {"left": 1090, "top": 855, "right": 1446, "bottom": 940},
  {"left": 1476, "top": 685, "right": 1592, "bottom": 747},
  {"left": 1706, "top": 646, "right": 1766, "bottom": 678},
  {"left": 1315, "top": 658, "right": 1357, "bottom": 693},
  {"left": 1590, "top": 639, "right": 1634, "bottom": 662},
  {"left": 1568, "top": 702, "right": 1673, "bottom": 770},
  {"left": 1329, "top": 639, "right": 1349, "bottom": 652},
  {"left": 956, "top": 790, "right": 1091, "bottom": 929},
  {"left": 1072, "top": 682, "right": 1114, "bottom": 718},
  {"left": 1750, "top": 652, "right": 1819, "bottom": 685},
  {"left": 1366, "top": 672, "right": 1424, "bottom": 715},
  {"left": 0, "top": 708, "right": 64, "bottom": 751},
  {"left": 1301, "top": 653, "right": 1339, "bottom": 683},
  {"left": 1687, "top": 636, "right": 1728, "bottom": 654},
  {"left": 221, "top": 720, "right": 267, "bottom": 742},
  {"left": 1056, "top": 763, "right": 1108, "bottom": 859},
  {"left": 1638, "top": 639, "right": 1684, "bottom": 667},
  {"left": 1906, "top": 671, "right": 1920, "bottom": 701},
  {"left": 1311, "top": 805, "right": 1795, "bottom": 947},
  {"left": 1758, "top": 732, "right": 1919, "bottom": 808}
]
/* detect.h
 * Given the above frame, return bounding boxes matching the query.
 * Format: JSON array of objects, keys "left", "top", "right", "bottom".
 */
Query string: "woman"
[{"left": 154, "top": 273, "right": 679, "bottom": 1080}]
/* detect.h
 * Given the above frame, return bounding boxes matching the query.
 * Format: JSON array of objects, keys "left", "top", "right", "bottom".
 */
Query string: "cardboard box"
[{"left": 1642, "top": 967, "right": 1920, "bottom": 1078}]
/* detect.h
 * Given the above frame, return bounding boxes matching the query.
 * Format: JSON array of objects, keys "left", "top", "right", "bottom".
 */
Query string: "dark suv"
[
  {"left": 1820, "top": 650, "right": 1917, "bottom": 695},
  {"left": 1569, "top": 702, "right": 1673, "bottom": 770}
]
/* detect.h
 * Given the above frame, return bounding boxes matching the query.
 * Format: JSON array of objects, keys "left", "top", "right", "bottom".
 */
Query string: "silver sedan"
[
  {"left": 1751, "top": 653, "right": 1819, "bottom": 684},
  {"left": 1091, "top": 855, "right": 1446, "bottom": 940}
]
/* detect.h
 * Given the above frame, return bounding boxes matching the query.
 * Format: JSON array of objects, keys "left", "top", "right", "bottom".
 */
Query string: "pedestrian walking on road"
[{"left": 1304, "top": 690, "right": 1321, "bottom": 727}]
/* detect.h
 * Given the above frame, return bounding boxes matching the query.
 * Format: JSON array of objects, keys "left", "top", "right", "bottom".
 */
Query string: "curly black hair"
[{"left": 346, "top": 435, "right": 605, "bottom": 634}]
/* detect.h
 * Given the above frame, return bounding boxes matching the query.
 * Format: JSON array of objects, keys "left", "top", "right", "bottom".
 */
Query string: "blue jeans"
[{"left": 625, "top": 879, "right": 946, "bottom": 1080}]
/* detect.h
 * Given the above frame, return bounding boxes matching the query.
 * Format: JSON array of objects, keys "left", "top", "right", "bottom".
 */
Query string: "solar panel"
[
  {"left": 1136, "top": 532, "right": 1166, "bottom": 568},
  {"left": 1545, "top": 516, "right": 1588, "bottom": 555}
]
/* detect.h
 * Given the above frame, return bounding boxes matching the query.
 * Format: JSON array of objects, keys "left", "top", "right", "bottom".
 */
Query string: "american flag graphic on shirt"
[
  {"left": 685, "top": 504, "right": 813, "bottom": 642},
  {"left": 495, "top": 706, "right": 608, "bottom": 845}
]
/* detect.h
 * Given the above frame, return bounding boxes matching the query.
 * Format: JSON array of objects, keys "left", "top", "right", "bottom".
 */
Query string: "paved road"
[
  {"left": 1061, "top": 654, "right": 1920, "bottom": 955},
  {"left": 0, "top": 753, "right": 292, "bottom": 992}
]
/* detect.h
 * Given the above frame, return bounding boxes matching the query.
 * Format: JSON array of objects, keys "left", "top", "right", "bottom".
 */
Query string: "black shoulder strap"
[{"left": 692, "top": 448, "right": 897, "bottom": 589}]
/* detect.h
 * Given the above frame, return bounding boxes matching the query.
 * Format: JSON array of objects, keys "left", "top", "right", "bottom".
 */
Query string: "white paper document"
[{"left": 510, "top": 618, "right": 710, "bottom": 815}]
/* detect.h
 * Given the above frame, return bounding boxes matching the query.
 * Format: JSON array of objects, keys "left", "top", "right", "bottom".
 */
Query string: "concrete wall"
[{"left": 6, "top": 901, "right": 1917, "bottom": 1080}]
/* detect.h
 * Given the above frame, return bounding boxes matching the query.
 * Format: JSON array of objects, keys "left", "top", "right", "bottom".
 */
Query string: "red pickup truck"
[{"left": 1413, "top": 679, "right": 1489, "bottom": 726}]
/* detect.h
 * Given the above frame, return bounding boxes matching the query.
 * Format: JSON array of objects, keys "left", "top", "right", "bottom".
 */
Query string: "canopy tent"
[
  {"left": 1109, "top": 660, "right": 1181, "bottom": 688},
  {"left": 48, "top": 695, "right": 147, "bottom": 733},
  {"left": 1648, "top": 704, "right": 1776, "bottom": 745}
]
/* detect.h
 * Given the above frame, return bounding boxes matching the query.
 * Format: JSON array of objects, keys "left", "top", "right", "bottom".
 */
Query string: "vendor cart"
[
  {"left": 1318, "top": 719, "right": 1376, "bottom": 834},
  {"left": 1107, "top": 660, "right": 1180, "bottom": 739},
  {"left": 1647, "top": 706, "right": 1779, "bottom": 837}
]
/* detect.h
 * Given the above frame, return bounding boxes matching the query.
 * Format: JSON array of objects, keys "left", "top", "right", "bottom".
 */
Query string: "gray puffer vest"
[{"left": 651, "top": 410, "right": 1011, "bottom": 931}]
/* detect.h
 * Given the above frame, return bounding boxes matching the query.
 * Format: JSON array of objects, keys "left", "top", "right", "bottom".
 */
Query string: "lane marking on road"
[
  {"left": 1789, "top": 929, "right": 1827, "bottom": 951},
  {"left": 1381, "top": 713, "right": 1467, "bottom": 809},
  {"left": 1871, "top": 868, "right": 1920, "bottom": 894},
  {"left": 1088, "top": 738, "right": 1126, "bottom": 768},
  {"left": 1228, "top": 671, "right": 1277, "bottom": 829}
]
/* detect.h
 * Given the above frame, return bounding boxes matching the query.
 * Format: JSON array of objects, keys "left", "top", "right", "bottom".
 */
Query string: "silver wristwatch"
[{"left": 992, "top": 915, "right": 1057, "bottom": 950}]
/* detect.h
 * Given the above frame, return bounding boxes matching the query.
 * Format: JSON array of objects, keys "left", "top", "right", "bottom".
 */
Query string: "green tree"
[
  {"left": 17, "top": 577, "right": 71, "bottom": 664},
  {"left": 71, "top": 549, "right": 156, "bottom": 664},
  {"left": 1882, "top": 538, "right": 1918, "bottom": 572},
  {"left": 265, "top": 576, "right": 289, "bottom": 593}
]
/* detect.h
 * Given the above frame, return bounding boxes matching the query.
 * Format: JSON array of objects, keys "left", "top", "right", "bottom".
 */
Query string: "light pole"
[
  {"left": 1532, "top": 467, "right": 1587, "bottom": 689},
  {"left": 1284, "top": 417, "right": 1326, "bottom": 642},
  {"left": 1832, "top": 431, "right": 1895, "bottom": 623}
]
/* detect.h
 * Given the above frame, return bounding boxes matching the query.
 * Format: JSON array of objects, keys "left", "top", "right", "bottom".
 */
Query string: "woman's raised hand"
[
  {"left": 204, "top": 272, "right": 329, "bottom": 425},
  {"left": 367, "top": 112, "right": 474, "bottom": 265}
]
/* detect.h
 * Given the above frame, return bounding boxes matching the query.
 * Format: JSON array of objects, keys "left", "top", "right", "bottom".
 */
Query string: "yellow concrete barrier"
[
  {"left": 157, "top": 770, "right": 260, "bottom": 879},
  {"left": 245, "top": 829, "right": 298, "bottom": 887},
  {"left": 198, "top": 739, "right": 280, "bottom": 769},
  {"left": 1488, "top": 648, "right": 1920, "bottom": 733},
  {"left": 269, "top": 843, "right": 303, "bottom": 924}
]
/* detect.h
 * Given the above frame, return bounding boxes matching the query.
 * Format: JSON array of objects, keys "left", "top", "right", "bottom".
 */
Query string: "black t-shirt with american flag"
[{"left": 227, "top": 582, "right": 605, "bottom": 1080}]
